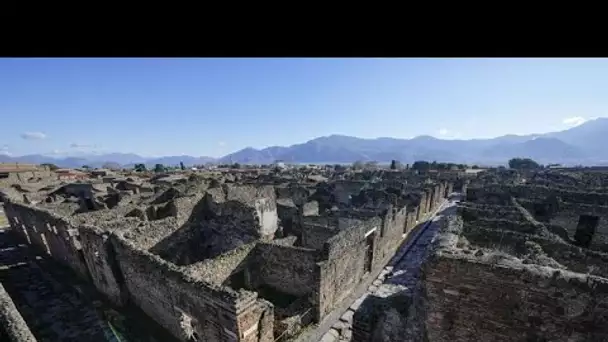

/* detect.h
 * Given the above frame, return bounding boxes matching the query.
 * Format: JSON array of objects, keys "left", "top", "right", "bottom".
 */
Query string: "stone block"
[
  {"left": 342, "top": 328, "right": 352, "bottom": 340},
  {"left": 340, "top": 310, "right": 355, "bottom": 324},
  {"left": 321, "top": 328, "right": 340, "bottom": 342},
  {"left": 350, "top": 293, "right": 369, "bottom": 311}
]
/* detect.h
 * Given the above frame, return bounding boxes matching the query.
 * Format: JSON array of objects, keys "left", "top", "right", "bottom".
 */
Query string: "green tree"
[
  {"left": 472, "top": 165, "right": 479, "bottom": 169},
  {"left": 81, "top": 165, "right": 91, "bottom": 170},
  {"left": 390, "top": 160, "right": 402, "bottom": 170},
  {"left": 412, "top": 161, "right": 430, "bottom": 171},
  {"left": 134, "top": 164, "right": 147, "bottom": 172},
  {"left": 154, "top": 164, "right": 165, "bottom": 173},
  {"left": 508, "top": 158, "right": 540, "bottom": 170},
  {"left": 41, "top": 163, "right": 59, "bottom": 171},
  {"left": 352, "top": 161, "right": 364, "bottom": 170},
  {"left": 180, "top": 161, "right": 185, "bottom": 170},
  {"left": 232, "top": 163, "right": 241, "bottom": 169}
]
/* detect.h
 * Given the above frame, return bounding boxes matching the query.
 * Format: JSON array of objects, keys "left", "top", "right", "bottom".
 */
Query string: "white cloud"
[
  {"left": 21, "top": 132, "right": 47, "bottom": 140},
  {"left": 218, "top": 141, "right": 226, "bottom": 147},
  {"left": 0, "top": 145, "right": 10, "bottom": 156},
  {"left": 562, "top": 116, "right": 587, "bottom": 127},
  {"left": 70, "top": 143, "right": 93, "bottom": 148},
  {"left": 70, "top": 143, "right": 98, "bottom": 150},
  {"left": 435, "top": 128, "right": 463, "bottom": 139}
]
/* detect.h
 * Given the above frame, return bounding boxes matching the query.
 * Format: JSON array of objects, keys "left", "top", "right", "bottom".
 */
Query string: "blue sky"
[{"left": 1, "top": 58, "right": 607, "bottom": 158}]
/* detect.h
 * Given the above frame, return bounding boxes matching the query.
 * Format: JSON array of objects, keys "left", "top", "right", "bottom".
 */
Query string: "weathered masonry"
[
  {"left": 2, "top": 170, "right": 454, "bottom": 341},
  {"left": 351, "top": 168, "right": 608, "bottom": 342}
]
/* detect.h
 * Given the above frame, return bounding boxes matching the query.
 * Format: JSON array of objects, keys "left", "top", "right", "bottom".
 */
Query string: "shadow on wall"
[{"left": 148, "top": 196, "right": 266, "bottom": 266}]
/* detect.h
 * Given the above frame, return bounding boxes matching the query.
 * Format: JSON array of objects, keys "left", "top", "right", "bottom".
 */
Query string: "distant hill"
[
  {"left": 219, "top": 118, "right": 608, "bottom": 165},
  {"left": 0, "top": 154, "right": 217, "bottom": 169},
  {"left": 3, "top": 118, "right": 608, "bottom": 167}
]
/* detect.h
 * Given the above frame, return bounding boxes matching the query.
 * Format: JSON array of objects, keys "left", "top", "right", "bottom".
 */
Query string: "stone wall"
[
  {"left": 0, "top": 282, "right": 37, "bottom": 342},
  {"left": 4, "top": 202, "right": 89, "bottom": 279},
  {"left": 205, "top": 184, "right": 279, "bottom": 239},
  {"left": 110, "top": 235, "right": 274, "bottom": 342},
  {"left": 301, "top": 217, "right": 339, "bottom": 250},
  {"left": 469, "top": 184, "right": 608, "bottom": 206},
  {"left": 251, "top": 243, "right": 318, "bottom": 298},
  {"left": 422, "top": 254, "right": 608, "bottom": 342},
  {"left": 317, "top": 216, "right": 383, "bottom": 320},
  {"left": 376, "top": 205, "right": 407, "bottom": 262},
  {"left": 78, "top": 225, "right": 126, "bottom": 306},
  {"left": 333, "top": 181, "right": 366, "bottom": 205},
  {"left": 461, "top": 223, "right": 608, "bottom": 279},
  {"left": 547, "top": 202, "right": 608, "bottom": 252}
]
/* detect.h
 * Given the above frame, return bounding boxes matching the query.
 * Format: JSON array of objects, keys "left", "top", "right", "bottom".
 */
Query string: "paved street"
[{"left": 315, "top": 195, "right": 460, "bottom": 342}]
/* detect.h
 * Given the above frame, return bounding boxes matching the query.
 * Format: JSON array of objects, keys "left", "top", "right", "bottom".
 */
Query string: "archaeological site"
[{"left": 2, "top": 162, "right": 608, "bottom": 342}]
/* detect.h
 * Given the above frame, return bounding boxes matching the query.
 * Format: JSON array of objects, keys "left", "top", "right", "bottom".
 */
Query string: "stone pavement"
[{"left": 318, "top": 197, "right": 456, "bottom": 342}]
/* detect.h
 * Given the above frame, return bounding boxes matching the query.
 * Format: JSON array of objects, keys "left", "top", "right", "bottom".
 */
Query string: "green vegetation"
[
  {"left": 390, "top": 159, "right": 403, "bottom": 170},
  {"left": 134, "top": 164, "right": 147, "bottom": 172},
  {"left": 41, "top": 163, "right": 59, "bottom": 171},
  {"left": 508, "top": 158, "right": 541, "bottom": 170}
]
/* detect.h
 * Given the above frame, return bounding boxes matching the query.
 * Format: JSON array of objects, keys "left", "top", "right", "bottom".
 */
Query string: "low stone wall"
[
  {"left": 423, "top": 254, "right": 608, "bottom": 342},
  {"left": 0, "top": 282, "right": 37, "bottom": 342}
]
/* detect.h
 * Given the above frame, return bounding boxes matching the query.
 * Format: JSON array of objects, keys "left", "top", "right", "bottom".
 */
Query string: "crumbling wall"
[
  {"left": 462, "top": 223, "right": 608, "bottom": 279},
  {"left": 4, "top": 201, "right": 89, "bottom": 279},
  {"left": 417, "top": 191, "right": 428, "bottom": 221},
  {"left": 110, "top": 235, "right": 273, "bottom": 342},
  {"left": 206, "top": 185, "right": 279, "bottom": 238},
  {"left": 186, "top": 242, "right": 258, "bottom": 286},
  {"left": 0, "top": 282, "right": 37, "bottom": 342},
  {"left": 317, "top": 217, "right": 383, "bottom": 320},
  {"left": 547, "top": 202, "right": 608, "bottom": 252},
  {"left": 78, "top": 225, "right": 125, "bottom": 306},
  {"left": 376, "top": 205, "right": 407, "bottom": 261},
  {"left": 422, "top": 254, "right": 608, "bottom": 342},
  {"left": 333, "top": 181, "right": 366, "bottom": 205},
  {"left": 251, "top": 243, "right": 318, "bottom": 298},
  {"left": 301, "top": 217, "right": 339, "bottom": 250}
]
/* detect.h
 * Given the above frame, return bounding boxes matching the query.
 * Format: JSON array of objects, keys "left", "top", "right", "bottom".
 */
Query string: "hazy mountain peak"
[{"left": 6, "top": 118, "right": 608, "bottom": 167}]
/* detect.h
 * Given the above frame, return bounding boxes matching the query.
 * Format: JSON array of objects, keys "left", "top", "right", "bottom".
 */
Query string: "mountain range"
[{"left": 3, "top": 118, "right": 608, "bottom": 168}]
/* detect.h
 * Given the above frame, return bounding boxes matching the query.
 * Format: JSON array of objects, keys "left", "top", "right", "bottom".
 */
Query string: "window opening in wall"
[
  {"left": 533, "top": 203, "right": 547, "bottom": 219},
  {"left": 85, "top": 198, "right": 96, "bottom": 210},
  {"left": 0, "top": 173, "right": 8, "bottom": 179},
  {"left": 574, "top": 215, "right": 599, "bottom": 248}
]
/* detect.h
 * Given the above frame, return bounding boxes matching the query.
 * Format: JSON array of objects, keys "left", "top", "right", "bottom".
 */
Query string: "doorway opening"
[
  {"left": 364, "top": 229, "right": 376, "bottom": 273},
  {"left": 574, "top": 215, "right": 599, "bottom": 248}
]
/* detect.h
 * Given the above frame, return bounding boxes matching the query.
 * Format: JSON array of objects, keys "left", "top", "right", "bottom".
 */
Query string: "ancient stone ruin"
[
  {"left": 352, "top": 167, "right": 608, "bottom": 342},
  {"left": 0, "top": 167, "right": 456, "bottom": 341}
]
